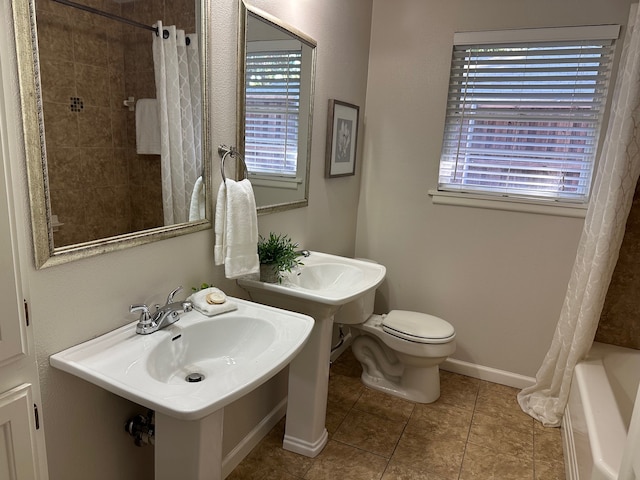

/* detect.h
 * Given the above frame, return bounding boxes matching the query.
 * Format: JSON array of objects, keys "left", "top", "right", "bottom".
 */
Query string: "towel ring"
[{"left": 218, "top": 145, "right": 248, "bottom": 184}]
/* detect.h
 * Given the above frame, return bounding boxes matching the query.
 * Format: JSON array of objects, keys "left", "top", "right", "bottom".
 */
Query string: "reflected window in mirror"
[
  {"left": 238, "top": 3, "right": 316, "bottom": 214},
  {"left": 245, "top": 41, "right": 301, "bottom": 177}
]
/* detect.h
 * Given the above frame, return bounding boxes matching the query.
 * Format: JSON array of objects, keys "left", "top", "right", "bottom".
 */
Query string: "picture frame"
[{"left": 325, "top": 99, "right": 359, "bottom": 178}]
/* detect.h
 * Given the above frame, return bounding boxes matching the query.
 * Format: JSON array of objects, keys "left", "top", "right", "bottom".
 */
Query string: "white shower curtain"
[
  {"left": 153, "top": 21, "right": 202, "bottom": 225},
  {"left": 518, "top": 5, "right": 640, "bottom": 427}
]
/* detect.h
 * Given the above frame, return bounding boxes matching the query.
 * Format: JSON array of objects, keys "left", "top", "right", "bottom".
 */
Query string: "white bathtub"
[{"left": 563, "top": 342, "right": 640, "bottom": 480}]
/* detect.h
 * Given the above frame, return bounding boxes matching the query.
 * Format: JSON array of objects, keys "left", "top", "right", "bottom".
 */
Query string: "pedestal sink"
[
  {"left": 237, "top": 252, "right": 386, "bottom": 457},
  {"left": 50, "top": 298, "right": 314, "bottom": 480}
]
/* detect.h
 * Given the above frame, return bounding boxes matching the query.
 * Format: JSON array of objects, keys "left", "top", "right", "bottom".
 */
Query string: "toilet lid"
[{"left": 382, "top": 310, "right": 455, "bottom": 344}]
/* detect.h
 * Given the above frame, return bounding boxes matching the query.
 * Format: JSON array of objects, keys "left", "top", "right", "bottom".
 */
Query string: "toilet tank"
[{"left": 334, "top": 257, "right": 378, "bottom": 325}]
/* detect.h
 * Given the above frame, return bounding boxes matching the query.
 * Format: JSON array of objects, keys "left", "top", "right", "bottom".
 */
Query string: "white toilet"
[{"left": 335, "top": 289, "right": 456, "bottom": 404}]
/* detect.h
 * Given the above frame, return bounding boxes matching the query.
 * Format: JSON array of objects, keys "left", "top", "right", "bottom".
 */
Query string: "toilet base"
[
  {"left": 352, "top": 333, "right": 443, "bottom": 404},
  {"left": 360, "top": 364, "right": 441, "bottom": 403}
]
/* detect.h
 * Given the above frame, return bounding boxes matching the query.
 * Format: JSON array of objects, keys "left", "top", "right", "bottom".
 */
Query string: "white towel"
[
  {"left": 214, "top": 179, "right": 260, "bottom": 279},
  {"left": 187, "top": 287, "right": 238, "bottom": 317},
  {"left": 189, "top": 176, "right": 205, "bottom": 221},
  {"left": 135, "top": 99, "right": 161, "bottom": 155}
]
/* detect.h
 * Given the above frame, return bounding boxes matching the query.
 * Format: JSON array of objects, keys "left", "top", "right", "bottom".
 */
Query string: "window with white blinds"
[
  {"left": 438, "top": 26, "right": 619, "bottom": 203},
  {"left": 245, "top": 44, "right": 301, "bottom": 176}
]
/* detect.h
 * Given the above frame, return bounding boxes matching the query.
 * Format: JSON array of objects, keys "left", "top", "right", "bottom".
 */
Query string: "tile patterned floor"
[{"left": 228, "top": 348, "right": 565, "bottom": 480}]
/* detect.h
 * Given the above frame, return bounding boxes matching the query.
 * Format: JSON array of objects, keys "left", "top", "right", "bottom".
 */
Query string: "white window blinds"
[
  {"left": 245, "top": 46, "right": 301, "bottom": 176},
  {"left": 438, "top": 26, "right": 618, "bottom": 203}
]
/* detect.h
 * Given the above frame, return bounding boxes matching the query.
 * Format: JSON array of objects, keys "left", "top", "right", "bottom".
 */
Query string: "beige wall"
[
  {"left": 357, "top": 0, "right": 634, "bottom": 378},
  {"left": 3, "top": 0, "right": 371, "bottom": 478}
]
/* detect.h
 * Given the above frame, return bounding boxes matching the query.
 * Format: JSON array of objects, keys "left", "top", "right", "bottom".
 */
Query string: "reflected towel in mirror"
[
  {"left": 135, "top": 98, "right": 161, "bottom": 155},
  {"left": 189, "top": 176, "right": 205, "bottom": 221},
  {"left": 214, "top": 179, "right": 260, "bottom": 279}
]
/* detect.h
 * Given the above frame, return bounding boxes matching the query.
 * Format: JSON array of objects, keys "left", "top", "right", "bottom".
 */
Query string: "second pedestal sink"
[{"left": 237, "top": 252, "right": 386, "bottom": 457}]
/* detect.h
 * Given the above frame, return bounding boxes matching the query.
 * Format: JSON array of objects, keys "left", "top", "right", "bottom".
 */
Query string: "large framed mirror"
[
  {"left": 12, "top": 0, "right": 211, "bottom": 268},
  {"left": 237, "top": 2, "right": 316, "bottom": 214}
]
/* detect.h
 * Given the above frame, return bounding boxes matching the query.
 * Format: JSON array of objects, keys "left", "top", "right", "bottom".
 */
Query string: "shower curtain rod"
[{"left": 51, "top": 0, "right": 169, "bottom": 37}]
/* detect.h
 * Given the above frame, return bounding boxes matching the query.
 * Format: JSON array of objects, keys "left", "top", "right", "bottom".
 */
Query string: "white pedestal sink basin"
[
  {"left": 50, "top": 298, "right": 314, "bottom": 480},
  {"left": 237, "top": 252, "right": 386, "bottom": 457}
]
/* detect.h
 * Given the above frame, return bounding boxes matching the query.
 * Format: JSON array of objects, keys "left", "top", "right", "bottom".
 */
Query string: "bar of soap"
[{"left": 206, "top": 291, "right": 226, "bottom": 305}]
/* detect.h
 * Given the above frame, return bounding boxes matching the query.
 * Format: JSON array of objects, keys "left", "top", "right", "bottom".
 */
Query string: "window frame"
[{"left": 434, "top": 25, "right": 620, "bottom": 214}]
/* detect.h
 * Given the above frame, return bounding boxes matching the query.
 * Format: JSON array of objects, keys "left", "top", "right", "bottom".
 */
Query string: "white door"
[{"left": 0, "top": 13, "right": 48, "bottom": 478}]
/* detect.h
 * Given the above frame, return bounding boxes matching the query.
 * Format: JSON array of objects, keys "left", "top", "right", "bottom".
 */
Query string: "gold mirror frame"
[
  {"left": 12, "top": 0, "right": 212, "bottom": 269},
  {"left": 237, "top": 1, "right": 316, "bottom": 215}
]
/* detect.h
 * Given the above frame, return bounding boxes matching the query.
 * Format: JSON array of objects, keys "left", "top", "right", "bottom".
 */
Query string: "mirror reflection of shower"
[{"left": 38, "top": 0, "right": 202, "bottom": 248}]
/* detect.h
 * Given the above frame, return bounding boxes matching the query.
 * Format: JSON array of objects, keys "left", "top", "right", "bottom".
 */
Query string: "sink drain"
[{"left": 185, "top": 372, "right": 205, "bottom": 383}]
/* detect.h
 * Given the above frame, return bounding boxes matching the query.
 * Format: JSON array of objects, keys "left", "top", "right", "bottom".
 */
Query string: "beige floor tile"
[
  {"left": 534, "top": 459, "right": 566, "bottom": 480},
  {"left": 333, "top": 409, "right": 405, "bottom": 458},
  {"left": 303, "top": 440, "right": 388, "bottom": 480},
  {"left": 472, "top": 407, "right": 534, "bottom": 436},
  {"left": 439, "top": 371, "right": 480, "bottom": 411},
  {"left": 460, "top": 442, "right": 534, "bottom": 480},
  {"left": 241, "top": 429, "right": 315, "bottom": 478},
  {"left": 382, "top": 458, "right": 450, "bottom": 480},
  {"left": 534, "top": 431, "right": 563, "bottom": 465},
  {"left": 354, "top": 387, "right": 415, "bottom": 423},
  {"left": 326, "top": 400, "right": 350, "bottom": 436},
  {"left": 533, "top": 420, "right": 562, "bottom": 437},
  {"left": 230, "top": 348, "right": 560, "bottom": 480},
  {"left": 475, "top": 382, "right": 534, "bottom": 429},
  {"left": 405, "top": 401, "right": 473, "bottom": 441},
  {"left": 328, "top": 373, "right": 365, "bottom": 409},
  {"left": 468, "top": 415, "right": 533, "bottom": 460},
  {"left": 226, "top": 463, "right": 303, "bottom": 480},
  {"left": 391, "top": 431, "right": 466, "bottom": 480},
  {"left": 330, "top": 348, "right": 363, "bottom": 378}
]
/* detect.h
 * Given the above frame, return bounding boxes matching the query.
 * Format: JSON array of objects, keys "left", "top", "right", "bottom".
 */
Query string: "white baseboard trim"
[
  {"left": 441, "top": 357, "right": 535, "bottom": 389},
  {"left": 221, "top": 398, "right": 287, "bottom": 479},
  {"left": 562, "top": 405, "right": 578, "bottom": 480}
]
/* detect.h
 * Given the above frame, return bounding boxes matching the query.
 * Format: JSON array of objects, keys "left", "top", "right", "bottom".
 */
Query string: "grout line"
[{"left": 456, "top": 381, "right": 480, "bottom": 480}]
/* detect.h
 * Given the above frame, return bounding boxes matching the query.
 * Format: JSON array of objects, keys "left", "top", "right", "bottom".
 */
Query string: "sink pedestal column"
[
  {"left": 283, "top": 313, "right": 333, "bottom": 457},
  {"left": 155, "top": 409, "right": 224, "bottom": 480},
  {"left": 241, "top": 288, "right": 339, "bottom": 458}
]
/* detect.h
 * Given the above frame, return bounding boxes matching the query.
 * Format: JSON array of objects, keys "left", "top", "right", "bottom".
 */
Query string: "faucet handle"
[
  {"left": 165, "top": 286, "right": 183, "bottom": 305},
  {"left": 130, "top": 304, "right": 151, "bottom": 323}
]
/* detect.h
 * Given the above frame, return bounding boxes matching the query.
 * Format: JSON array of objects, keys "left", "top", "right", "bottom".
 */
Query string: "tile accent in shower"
[{"left": 69, "top": 96, "right": 84, "bottom": 112}]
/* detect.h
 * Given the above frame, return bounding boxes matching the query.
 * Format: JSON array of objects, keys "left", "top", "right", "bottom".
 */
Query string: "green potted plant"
[{"left": 257, "top": 233, "right": 302, "bottom": 283}]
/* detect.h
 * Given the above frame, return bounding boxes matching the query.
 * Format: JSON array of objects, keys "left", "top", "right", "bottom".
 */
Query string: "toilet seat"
[{"left": 382, "top": 310, "right": 455, "bottom": 344}]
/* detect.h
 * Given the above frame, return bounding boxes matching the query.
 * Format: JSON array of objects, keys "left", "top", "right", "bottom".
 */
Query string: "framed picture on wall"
[{"left": 325, "top": 99, "right": 359, "bottom": 178}]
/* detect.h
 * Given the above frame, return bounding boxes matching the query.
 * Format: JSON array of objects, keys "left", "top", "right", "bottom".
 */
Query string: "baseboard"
[
  {"left": 562, "top": 404, "right": 578, "bottom": 480},
  {"left": 221, "top": 398, "right": 287, "bottom": 478},
  {"left": 441, "top": 357, "right": 535, "bottom": 389}
]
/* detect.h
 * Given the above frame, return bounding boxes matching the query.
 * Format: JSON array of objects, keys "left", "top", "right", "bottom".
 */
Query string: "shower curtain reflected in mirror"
[{"left": 153, "top": 21, "right": 202, "bottom": 225}]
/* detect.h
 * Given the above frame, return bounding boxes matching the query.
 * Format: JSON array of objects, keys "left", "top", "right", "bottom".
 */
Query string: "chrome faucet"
[
  {"left": 295, "top": 249, "right": 311, "bottom": 258},
  {"left": 130, "top": 286, "right": 193, "bottom": 335}
]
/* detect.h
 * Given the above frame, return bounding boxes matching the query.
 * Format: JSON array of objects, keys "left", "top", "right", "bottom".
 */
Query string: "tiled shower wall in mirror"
[
  {"left": 35, "top": 0, "right": 195, "bottom": 246},
  {"left": 596, "top": 180, "right": 640, "bottom": 350}
]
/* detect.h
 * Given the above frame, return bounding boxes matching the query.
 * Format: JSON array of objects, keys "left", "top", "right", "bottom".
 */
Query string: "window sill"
[
  {"left": 249, "top": 174, "right": 301, "bottom": 190},
  {"left": 428, "top": 190, "right": 587, "bottom": 218}
]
